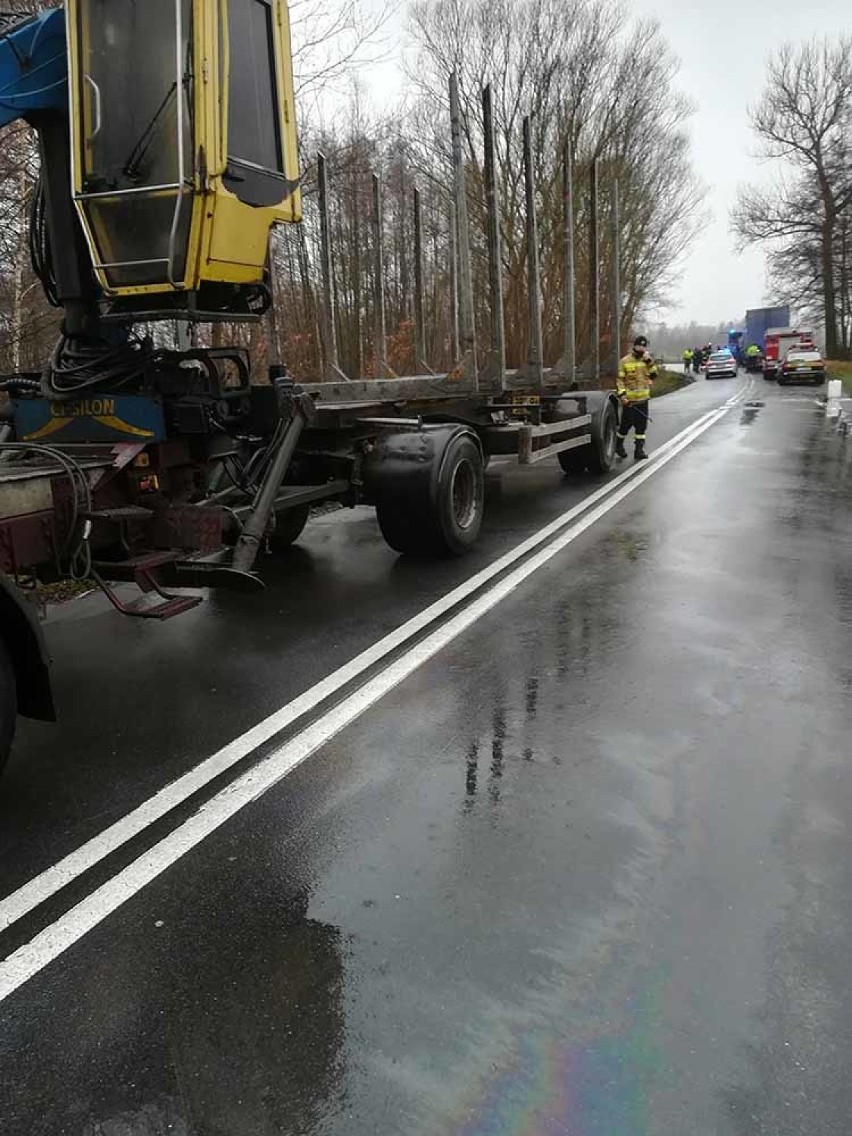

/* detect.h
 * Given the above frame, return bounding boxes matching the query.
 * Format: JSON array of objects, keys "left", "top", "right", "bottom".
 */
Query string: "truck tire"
[
  {"left": 0, "top": 638, "right": 16, "bottom": 777},
  {"left": 376, "top": 432, "right": 484, "bottom": 557},
  {"left": 267, "top": 504, "right": 310, "bottom": 552},
  {"left": 558, "top": 396, "right": 618, "bottom": 475}
]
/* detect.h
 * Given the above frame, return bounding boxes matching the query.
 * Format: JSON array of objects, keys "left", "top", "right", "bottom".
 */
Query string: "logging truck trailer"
[
  {"left": 0, "top": 0, "right": 619, "bottom": 771},
  {"left": 0, "top": 373, "right": 618, "bottom": 773}
]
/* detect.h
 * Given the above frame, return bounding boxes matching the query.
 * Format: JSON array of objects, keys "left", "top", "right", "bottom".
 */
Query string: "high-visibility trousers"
[{"left": 618, "top": 400, "right": 649, "bottom": 440}]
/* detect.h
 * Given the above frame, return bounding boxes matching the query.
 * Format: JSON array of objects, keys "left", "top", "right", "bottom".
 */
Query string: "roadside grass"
[
  {"left": 651, "top": 368, "right": 693, "bottom": 398},
  {"left": 600, "top": 367, "right": 692, "bottom": 398},
  {"left": 826, "top": 360, "right": 852, "bottom": 395}
]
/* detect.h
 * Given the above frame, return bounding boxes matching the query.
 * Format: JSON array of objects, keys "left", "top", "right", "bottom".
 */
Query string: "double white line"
[{"left": 0, "top": 386, "right": 751, "bottom": 1003}]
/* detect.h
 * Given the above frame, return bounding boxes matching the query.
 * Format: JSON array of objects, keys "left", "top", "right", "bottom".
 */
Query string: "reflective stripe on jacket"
[{"left": 617, "top": 353, "right": 657, "bottom": 401}]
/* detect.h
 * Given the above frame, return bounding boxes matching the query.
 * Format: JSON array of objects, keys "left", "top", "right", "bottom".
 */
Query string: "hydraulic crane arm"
[{"left": 0, "top": 9, "right": 99, "bottom": 343}]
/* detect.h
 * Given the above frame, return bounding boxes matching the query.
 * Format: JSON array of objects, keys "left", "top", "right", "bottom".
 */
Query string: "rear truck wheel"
[
  {"left": 0, "top": 577, "right": 56, "bottom": 778},
  {"left": 0, "top": 638, "right": 16, "bottom": 777},
  {"left": 366, "top": 427, "right": 485, "bottom": 557},
  {"left": 557, "top": 448, "right": 588, "bottom": 474},
  {"left": 557, "top": 394, "right": 618, "bottom": 475},
  {"left": 266, "top": 504, "right": 310, "bottom": 552}
]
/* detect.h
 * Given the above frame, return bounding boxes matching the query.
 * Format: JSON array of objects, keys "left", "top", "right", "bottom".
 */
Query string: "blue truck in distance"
[{"left": 745, "top": 306, "right": 791, "bottom": 352}]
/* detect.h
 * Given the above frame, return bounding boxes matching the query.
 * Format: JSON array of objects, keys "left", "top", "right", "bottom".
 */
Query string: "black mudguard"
[
  {"left": 361, "top": 424, "right": 483, "bottom": 511},
  {"left": 0, "top": 575, "right": 55, "bottom": 721},
  {"left": 550, "top": 389, "right": 619, "bottom": 428}
]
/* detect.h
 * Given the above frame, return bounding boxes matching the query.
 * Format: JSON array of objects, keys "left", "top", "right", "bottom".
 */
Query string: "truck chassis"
[
  {"left": 0, "top": 372, "right": 617, "bottom": 772},
  {"left": 1, "top": 376, "right": 617, "bottom": 602}
]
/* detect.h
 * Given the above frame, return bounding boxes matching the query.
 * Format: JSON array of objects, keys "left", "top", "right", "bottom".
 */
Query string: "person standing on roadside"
[
  {"left": 682, "top": 347, "right": 693, "bottom": 373},
  {"left": 615, "top": 335, "right": 657, "bottom": 461}
]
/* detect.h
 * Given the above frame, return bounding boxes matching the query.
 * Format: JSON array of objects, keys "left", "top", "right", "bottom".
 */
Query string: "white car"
[{"left": 705, "top": 351, "right": 738, "bottom": 379}]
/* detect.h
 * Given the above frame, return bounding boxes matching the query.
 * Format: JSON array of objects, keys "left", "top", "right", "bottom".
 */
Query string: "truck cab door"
[
  {"left": 67, "top": 0, "right": 301, "bottom": 312},
  {"left": 68, "top": 0, "right": 194, "bottom": 293}
]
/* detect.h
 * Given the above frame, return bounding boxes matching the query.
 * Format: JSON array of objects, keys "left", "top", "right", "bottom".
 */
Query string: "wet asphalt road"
[{"left": 2, "top": 375, "right": 852, "bottom": 1135}]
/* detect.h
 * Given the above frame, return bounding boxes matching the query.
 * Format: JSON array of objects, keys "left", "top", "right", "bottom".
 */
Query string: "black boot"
[
  {"left": 634, "top": 440, "right": 648, "bottom": 461},
  {"left": 615, "top": 436, "right": 628, "bottom": 459}
]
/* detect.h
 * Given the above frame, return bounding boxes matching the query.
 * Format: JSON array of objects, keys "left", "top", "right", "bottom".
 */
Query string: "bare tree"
[
  {"left": 405, "top": 0, "right": 705, "bottom": 369},
  {"left": 732, "top": 38, "right": 852, "bottom": 358},
  {"left": 291, "top": 0, "right": 397, "bottom": 119}
]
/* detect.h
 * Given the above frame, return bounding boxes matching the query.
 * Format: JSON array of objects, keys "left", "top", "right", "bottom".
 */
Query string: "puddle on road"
[
  {"left": 604, "top": 530, "right": 651, "bottom": 562},
  {"left": 740, "top": 400, "right": 765, "bottom": 426}
]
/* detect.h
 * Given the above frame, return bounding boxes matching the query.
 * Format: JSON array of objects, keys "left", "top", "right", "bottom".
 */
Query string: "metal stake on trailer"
[
  {"left": 589, "top": 157, "right": 601, "bottom": 384},
  {"left": 552, "top": 140, "right": 576, "bottom": 385},
  {"left": 449, "top": 202, "right": 460, "bottom": 362},
  {"left": 611, "top": 178, "right": 622, "bottom": 376},
  {"left": 317, "top": 152, "right": 349, "bottom": 382},
  {"left": 413, "top": 187, "right": 434, "bottom": 375},
  {"left": 372, "top": 173, "right": 397, "bottom": 380},
  {"left": 480, "top": 83, "right": 505, "bottom": 392},
  {"left": 515, "top": 115, "right": 544, "bottom": 394},
  {"left": 448, "top": 70, "right": 477, "bottom": 388}
]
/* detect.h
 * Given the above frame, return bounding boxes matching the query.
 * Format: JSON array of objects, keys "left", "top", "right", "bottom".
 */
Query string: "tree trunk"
[
  {"left": 819, "top": 175, "right": 839, "bottom": 358},
  {"left": 822, "top": 225, "right": 839, "bottom": 357}
]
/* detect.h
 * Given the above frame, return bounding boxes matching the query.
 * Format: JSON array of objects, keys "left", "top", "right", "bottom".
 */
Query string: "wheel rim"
[
  {"left": 451, "top": 458, "right": 478, "bottom": 530},
  {"left": 602, "top": 410, "right": 616, "bottom": 460}
]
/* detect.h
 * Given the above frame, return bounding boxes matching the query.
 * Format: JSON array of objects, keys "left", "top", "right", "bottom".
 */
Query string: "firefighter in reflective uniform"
[
  {"left": 745, "top": 342, "right": 762, "bottom": 373},
  {"left": 682, "top": 347, "right": 693, "bottom": 372},
  {"left": 616, "top": 335, "right": 657, "bottom": 461}
]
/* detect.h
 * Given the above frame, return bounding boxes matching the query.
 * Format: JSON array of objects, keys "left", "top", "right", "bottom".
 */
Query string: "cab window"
[{"left": 225, "top": 0, "right": 285, "bottom": 206}]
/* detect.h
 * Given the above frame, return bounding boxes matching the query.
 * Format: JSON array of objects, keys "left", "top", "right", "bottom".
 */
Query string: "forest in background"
[{"left": 0, "top": 0, "right": 705, "bottom": 380}]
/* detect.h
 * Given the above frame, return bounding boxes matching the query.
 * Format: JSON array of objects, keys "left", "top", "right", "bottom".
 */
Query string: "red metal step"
[
  {"left": 120, "top": 593, "right": 201, "bottom": 620},
  {"left": 91, "top": 556, "right": 202, "bottom": 621},
  {"left": 92, "top": 552, "right": 179, "bottom": 582}
]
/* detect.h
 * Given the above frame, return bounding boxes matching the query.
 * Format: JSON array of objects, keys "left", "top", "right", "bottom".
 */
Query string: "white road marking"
[
  {"left": 0, "top": 387, "right": 751, "bottom": 1000},
  {"left": 0, "top": 396, "right": 743, "bottom": 938}
]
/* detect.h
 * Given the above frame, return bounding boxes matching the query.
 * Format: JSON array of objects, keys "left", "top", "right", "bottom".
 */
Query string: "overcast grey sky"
[
  {"left": 628, "top": 0, "right": 845, "bottom": 326},
  {"left": 357, "top": 0, "right": 845, "bottom": 326}
]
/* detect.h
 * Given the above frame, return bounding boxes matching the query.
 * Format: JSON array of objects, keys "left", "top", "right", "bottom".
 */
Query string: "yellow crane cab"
[{"left": 65, "top": 0, "right": 301, "bottom": 321}]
